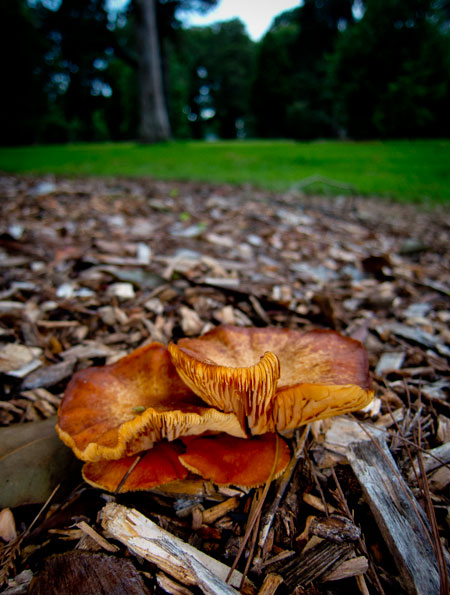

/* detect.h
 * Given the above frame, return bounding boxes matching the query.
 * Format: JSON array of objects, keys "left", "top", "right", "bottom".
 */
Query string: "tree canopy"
[{"left": 2, "top": 0, "right": 450, "bottom": 145}]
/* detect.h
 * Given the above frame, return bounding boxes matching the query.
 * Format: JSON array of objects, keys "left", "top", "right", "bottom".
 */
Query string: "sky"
[
  {"left": 106, "top": 1, "right": 301, "bottom": 41},
  {"left": 177, "top": 0, "right": 301, "bottom": 41}
]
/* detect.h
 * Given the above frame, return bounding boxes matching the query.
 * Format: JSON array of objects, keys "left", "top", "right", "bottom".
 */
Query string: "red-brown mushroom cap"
[
  {"left": 271, "top": 328, "right": 373, "bottom": 430},
  {"left": 179, "top": 433, "right": 291, "bottom": 487},
  {"left": 168, "top": 328, "right": 281, "bottom": 434},
  {"left": 169, "top": 326, "right": 373, "bottom": 434},
  {"left": 82, "top": 441, "right": 188, "bottom": 492},
  {"left": 56, "top": 342, "right": 245, "bottom": 462}
]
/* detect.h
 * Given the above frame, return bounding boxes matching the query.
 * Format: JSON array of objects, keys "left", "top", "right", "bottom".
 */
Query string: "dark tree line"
[{"left": 2, "top": 0, "right": 450, "bottom": 145}]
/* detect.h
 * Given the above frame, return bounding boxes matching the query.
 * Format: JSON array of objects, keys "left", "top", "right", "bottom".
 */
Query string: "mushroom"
[
  {"left": 57, "top": 326, "right": 373, "bottom": 493},
  {"left": 168, "top": 326, "right": 373, "bottom": 434},
  {"left": 179, "top": 433, "right": 291, "bottom": 487},
  {"left": 56, "top": 342, "right": 245, "bottom": 463},
  {"left": 82, "top": 441, "right": 188, "bottom": 492}
]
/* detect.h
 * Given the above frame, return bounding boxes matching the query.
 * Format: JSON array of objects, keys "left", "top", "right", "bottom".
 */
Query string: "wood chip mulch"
[{"left": 0, "top": 174, "right": 449, "bottom": 595}]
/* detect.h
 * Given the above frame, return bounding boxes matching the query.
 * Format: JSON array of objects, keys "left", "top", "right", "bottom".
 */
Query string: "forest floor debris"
[{"left": 0, "top": 174, "right": 449, "bottom": 594}]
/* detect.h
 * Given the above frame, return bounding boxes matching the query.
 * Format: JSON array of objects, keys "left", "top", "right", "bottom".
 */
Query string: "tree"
[
  {"left": 251, "top": 11, "right": 300, "bottom": 138},
  {"left": 132, "top": 0, "right": 219, "bottom": 143},
  {"left": 134, "top": 0, "right": 171, "bottom": 142},
  {"left": 252, "top": 1, "right": 354, "bottom": 139},
  {"left": 33, "top": 0, "right": 116, "bottom": 142},
  {"left": 329, "top": 0, "right": 450, "bottom": 138},
  {"left": 181, "top": 19, "right": 256, "bottom": 139},
  {"left": 0, "top": 0, "right": 48, "bottom": 145},
  {"left": 18, "top": 0, "right": 219, "bottom": 144}
]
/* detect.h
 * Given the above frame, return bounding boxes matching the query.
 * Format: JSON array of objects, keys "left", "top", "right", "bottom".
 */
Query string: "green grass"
[{"left": 0, "top": 139, "right": 449, "bottom": 204}]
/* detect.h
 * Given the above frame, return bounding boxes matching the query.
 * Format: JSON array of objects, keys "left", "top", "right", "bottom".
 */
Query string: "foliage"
[
  {"left": 179, "top": 19, "right": 256, "bottom": 139},
  {"left": 252, "top": 1, "right": 355, "bottom": 140},
  {"left": 1, "top": 0, "right": 450, "bottom": 143},
  {"left": 34, "top": 0, "right": 115, "bottom": 142},
  {"left": 329, "top": 0, "right": 450, "bottom": 138},
  {"left": 1, "top": 140, "right": 449, "bottom": 204},
  {"left": 0, "top": 0, "right": 49, "bottom": 145}
]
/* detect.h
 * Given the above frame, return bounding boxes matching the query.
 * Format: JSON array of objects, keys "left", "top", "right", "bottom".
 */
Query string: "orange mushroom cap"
[
  {"left": 56, "top": 342, "right": 245, "bottom": 462},
  {"left": 169, "top": 326, "right": 373, "bottom": 434},
  {"left": 82, "top": 441, "right": 188, "bottom": 492},
  {"left": 179, "top": 433, "right": 291, "bottom": 487}
]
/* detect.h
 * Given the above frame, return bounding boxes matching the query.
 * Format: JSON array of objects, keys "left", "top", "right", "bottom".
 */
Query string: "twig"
[
  {"left": 294, "top": 174, "right": 357, "bottom": 193},
  {"left": 390, "top": 433, "right": 450, "bottom": 475},
  {"left": 309, "top": 455, "right": 331, "bottom": 517},
  {"left": 258, "top": 426, "right": 309, "bottom": 550},
  {"left": 383, "top": 403, "right": 423, "bottom": 487},
  {"left": 115, "top": 452, "right": 143, "bottom": 493},
  {"left": 240, "top": 491, "right": 263, "bottom": 590},
  {"left": 417, "top": 417, "right": 449, "bottom": 595},
  {"left": 249, "top": 295, "right": 271, "bottom": 325},
  {"left": 330, "top": 467, "right": 386, "bottom": 595},
  {"left": 226, "top": 435, "right": 281, "bottom": 583},
  {"left": 75, "top": 521, "right": 119, "bottom": 553},
  {"left": 0, "top": 483, "right": 60, "bottom": 586}
]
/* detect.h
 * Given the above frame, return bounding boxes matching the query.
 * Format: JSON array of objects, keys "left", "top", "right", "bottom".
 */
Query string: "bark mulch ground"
[{"left": 0, "top": 174, "right": 449, "bottom": 594}]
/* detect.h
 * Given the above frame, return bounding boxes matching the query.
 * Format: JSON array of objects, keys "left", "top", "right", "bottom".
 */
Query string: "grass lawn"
[{"left": 0, "top": 139, "right": 449, "bottom": 204}]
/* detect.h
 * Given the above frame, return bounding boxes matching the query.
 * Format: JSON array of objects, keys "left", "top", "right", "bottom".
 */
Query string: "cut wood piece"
[
  {"left": 348, "top": 438, "right": 440, "bottom": 595},
  {"left": 101, "top": 502, "right": 254, "bottom": 595},
  {"left": 202, "top": 497, "right": 241, "bottom": 524},
  {"left": 408, "top": 442, "right": 450, "bottom": 481},
  {"left": 318, "top": 416, "right": 387, "bottom": 456},
  {"left": 407, "top": 441, "right": 450, "bottom": 491},
  {"left": 308, "top": 515, "right": 361, "bottom": 544},
  {"left": 150, "top": 478, "right": 206, "bottom": 497},
  {"left": 375, "top": 351, "right": 405, "bottom": 375},
  {"left": 75, "top": 521, "right": 119, "bottom": 553},
  {"left": 257, "top": 573, "right": 283, "bottom": 595},
  {"left": 302, "top": 492, "right": 337, "bottom": 514},
  {"left": 156, "top": 572, "right": 194, "bottom": 595},
  {"left": 322, "top": 556, "right": 369, "bottom": 582},
  {"left": 279, "top": 539, "right": 353, "bottom": 590}
]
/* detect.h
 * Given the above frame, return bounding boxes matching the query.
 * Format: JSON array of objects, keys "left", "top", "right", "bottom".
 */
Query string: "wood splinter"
[{"left": 100, "top": 502, "right": 254, "bottom": 595}]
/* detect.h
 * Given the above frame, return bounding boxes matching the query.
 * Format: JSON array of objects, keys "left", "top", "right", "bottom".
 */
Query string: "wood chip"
[
  {"left": 408, "top": 442, "right": 450, "bottom": 491},
  {"left": 156, "top": 572, "right": 194, "bottom": 595},
  {"left": 36, "top": 320, "right": 80, "bottom": 328},
  {"left": 347, "top": 438, "right": 440, "bottom": 595},
  {"left": 21, "top": 359, "right": 76, "bottom": 390},
  {"left": 75, "top": 521, "right": 119, "bottom": 553},
  {"left": 100, "top": 502, "right": 254, "bottom": 594},
  {"left": 322, "top": 556, "right": 369, "bottom": 582},
  {"left": 0, "top": 344, "right": 42, "bottom": 375},
  {"left": 0, "top": 301, "right": 26, "bottom": 315},
  {"left": 0, "top": 508, "right": 17, "bottom": 543},
  {"left": 202, "top": 497, "right": 241, "bottom": 525},
  {"left": 375, "top": 351, "right": 405, "bottom": 375},
  {"left": 179, "top": 305, "right": 204, "bottom": 336},
  {"left": 279, "top": 539, "right": 354, "bottom": 589},
  {"left": 257, "top": 573, "right": 283, "bottom": 595},
  {"left": 302, "top": 493, "right": 337, "bottom": 514},
  {"left": 308, "top": 515, "right": 361, "bottom": 544}
]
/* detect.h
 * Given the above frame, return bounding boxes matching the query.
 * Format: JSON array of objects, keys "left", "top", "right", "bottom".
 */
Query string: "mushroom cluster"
[{"left": 56, "top": 325, "right": 373, "bottom": 492}]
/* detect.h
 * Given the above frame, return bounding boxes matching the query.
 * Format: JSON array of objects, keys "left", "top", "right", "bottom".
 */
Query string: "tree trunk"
[{"left": 135, "top": 0, "right": 171, "bottom": 143}]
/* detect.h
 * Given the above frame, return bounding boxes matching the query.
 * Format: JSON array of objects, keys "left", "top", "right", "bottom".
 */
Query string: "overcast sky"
[{"left": 180, "top": 0, "right": 300, "bottom": 41}]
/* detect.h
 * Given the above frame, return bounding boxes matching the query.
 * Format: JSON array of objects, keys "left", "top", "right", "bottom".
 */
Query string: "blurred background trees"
[{"left": 2, "top": 0, "right": 450, "bottom": 145}]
